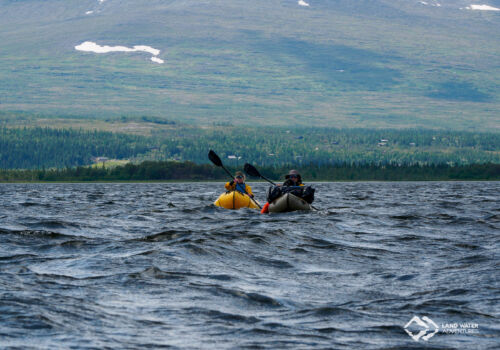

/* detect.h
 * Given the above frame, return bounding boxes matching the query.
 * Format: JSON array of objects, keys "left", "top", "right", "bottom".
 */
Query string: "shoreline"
[
  {"left": 1, "top": 179, "right": 498, "bottom": 184},
  {"left": 2, "top": 162, "right": 499, "bottom": 183}
]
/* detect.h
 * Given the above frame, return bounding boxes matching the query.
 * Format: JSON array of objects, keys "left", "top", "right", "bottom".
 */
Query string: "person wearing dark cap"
[
  {"left": 282, "top": 169, "right": 304, "bottom": 187},
  {"left": 282, "top": 169, "right": 314, "bottom": 204},
  {"left": 225, "top": 171, "right": 254, "bottom": 198}
]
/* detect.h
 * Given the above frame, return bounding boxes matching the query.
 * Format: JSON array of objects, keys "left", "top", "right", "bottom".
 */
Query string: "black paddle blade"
[
  {"left": 244, "top": 163, "right": 261, "bottom": 178},
  {"left": 208, "top": 150, "right": 223, "bottom": 167}
]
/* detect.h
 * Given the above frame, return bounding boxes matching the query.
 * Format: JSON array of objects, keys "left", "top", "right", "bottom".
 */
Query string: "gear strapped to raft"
[{"left": 267, "top": 185, "right": 315, "bottom": 204}]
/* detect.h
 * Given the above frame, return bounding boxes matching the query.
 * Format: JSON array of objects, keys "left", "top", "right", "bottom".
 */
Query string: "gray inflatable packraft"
[{"left": 268, "top": 193, "right": 312, "bottom": 213}]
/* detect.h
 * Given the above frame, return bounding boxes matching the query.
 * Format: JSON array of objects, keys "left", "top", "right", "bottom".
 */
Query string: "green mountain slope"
[{"left": 0, "top": 0, "right": 498, "bottom": 130}]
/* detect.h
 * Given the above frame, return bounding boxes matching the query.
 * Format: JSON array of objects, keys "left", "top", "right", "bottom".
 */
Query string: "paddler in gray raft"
[
  {"left": 261, "top": 169, "right": 313, "bottom": 213},
  {"left": 281, "top": 169, "right": 305, "bottom": 187}
]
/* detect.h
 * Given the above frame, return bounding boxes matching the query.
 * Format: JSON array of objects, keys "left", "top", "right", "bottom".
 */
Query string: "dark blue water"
[{"left": 0, "top": 182, "right": 498, "bottom": 349}]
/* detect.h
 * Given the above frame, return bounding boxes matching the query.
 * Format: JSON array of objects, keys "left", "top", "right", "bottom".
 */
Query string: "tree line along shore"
[
  {"left": 1, "top": 161, "right": 498, "bottom": 182},
  {"left": 1, "top": 126, "right": 500, "bottom": 169}
]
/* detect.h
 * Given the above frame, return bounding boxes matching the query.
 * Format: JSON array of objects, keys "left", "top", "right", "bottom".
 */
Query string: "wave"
[
  {"left": 297, "top": 305, "right": 363, "bottom": 318},
  {"left": 189, "top": 283, "right": 284, "bottom": 308},
  {"left": 126, "top": 266, "right": 235, "bottom": 283},
  {"left": 253, "top": 256, "right": 294, "bottom": 269},
  {"left": 0, "top": 228, "right": 76, "bottom": 239},
  {"left": 128, "top": 266, "right": 188, "bottom": 281},
  {"left": 184, "top": 307, "right": 260, "bottom": 324},
  {"left": 136, "top": 230, "right": 192, "bottom": 242},
  {"left": 0, "top": 253, "right": 37, "bottom": 261}
]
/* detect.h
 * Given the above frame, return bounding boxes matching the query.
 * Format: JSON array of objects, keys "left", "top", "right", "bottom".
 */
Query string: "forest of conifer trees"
[{"left": 1, "top": 126, "right": 499, "bottom": 170}]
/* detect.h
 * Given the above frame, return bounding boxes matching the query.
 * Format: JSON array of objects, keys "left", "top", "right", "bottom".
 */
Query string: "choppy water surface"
[{"left": 0, "top": 182, "right": 498, "bottom": 349}]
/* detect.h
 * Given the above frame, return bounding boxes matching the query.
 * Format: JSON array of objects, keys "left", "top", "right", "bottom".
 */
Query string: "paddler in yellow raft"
[
  {"left": 225, "top": 171, "right": 254, "bottom": 197},
  {"left": 214, "top": 171, "right": 260, "bottom": 209}
]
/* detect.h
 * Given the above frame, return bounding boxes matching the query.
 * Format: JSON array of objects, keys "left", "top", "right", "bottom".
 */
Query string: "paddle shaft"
[
  {"left": 259, "top": 174, "right": 277, "bottom": 186},
  {"left": 244, "top": 163, "right": 277, "bottom": 186},
  {"left": 220, "top": 164, "right": 234, "bottom": 179}
]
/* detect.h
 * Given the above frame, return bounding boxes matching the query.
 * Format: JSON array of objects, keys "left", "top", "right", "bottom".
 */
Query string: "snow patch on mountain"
[
  {"left": 464, "top": 4, "right": 500, "bottom": 11},
  {"left": 419, "top": 1, "right": 441, "bottom": 7},
  {"left": 151, "top": 57, "right": 165, "bottom": 64},
  {"left": 75, "top": 42, "right": 164, "bottom": 64},
  {"left": 85, "top": 0, "right": 106, "bottom": 15}
]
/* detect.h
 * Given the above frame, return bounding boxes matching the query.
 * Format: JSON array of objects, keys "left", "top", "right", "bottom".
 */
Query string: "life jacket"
[
  {"left": 235, "top": 183, "right": 247, "bottom": 194},
  {"left": 225, "top": 181, "right": 253, "bottom": 196}
]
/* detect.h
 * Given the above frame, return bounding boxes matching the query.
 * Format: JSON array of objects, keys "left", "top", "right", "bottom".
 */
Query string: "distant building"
[
  {"left": 409, "top": 142, "right": 416, "bottom": 147},
  {"left": 93, "top": 157, "right": 109, "bottom": 163}
]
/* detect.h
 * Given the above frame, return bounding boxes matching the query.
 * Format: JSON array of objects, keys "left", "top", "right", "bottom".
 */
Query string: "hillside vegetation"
[
  {"left": 0, "top": 0, "right": 498, "bottom": 130},
  {"left": 1, "top": 126, "right": 499, "bottom": 169}
]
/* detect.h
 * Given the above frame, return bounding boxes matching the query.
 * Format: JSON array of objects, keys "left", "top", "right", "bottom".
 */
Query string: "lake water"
[{"left": 0, "top": 182, "right": 498, "bottom": 349}]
